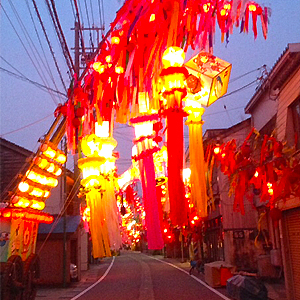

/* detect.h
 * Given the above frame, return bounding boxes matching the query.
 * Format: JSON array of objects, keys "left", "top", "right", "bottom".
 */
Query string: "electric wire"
[
  {"left": 0, "top": 55, "right": 28, "bottom": 78},
  {"left": 0, "top": 113, "right": 54, "bottom": 137},
  {"left": 69, "top": 0, "right": 76, "bottom": 19},
  {"left": 73, "top": 0, "right": 87, "bottom": 72},
  {"left": 229, "top": 65, "right": 267, "bottom": 83},
  {"left": 47, "top": 0, "right": 76, "bottom": 75},
  {"left": 83, "top": 0, "right": 94, "bottom": 49},
  {"left": 89, "top": 0, "right": 95, "bottom": 27},
  {"left": 25, "top": 0, "right": 64, "bottom": 103},
  {"left": 89, "top": 0, "right": 96, "bottom": 49},
  {"left": 99, "top": 0, "right": 105, "bottom": 34},
  {"left": 1, "top": 3, "right": 59, "bottom": 106},
  {"left": 7, "top": 0, "right": 55, "bottom": 93},
  {"left": 31, "top": 0, "right": 69, "bottom": 91},
  {"left": 219, "top": 79, "right": 258, "bottom": 100},
  {"left": 77, "top": 0, "right": 84, "bottom": 25},
  {"left": 0, "top": 66, "right": 66, "bottom": 97},
  {"left": 98, "top": 0, "right": 104, "bottom": 34}
]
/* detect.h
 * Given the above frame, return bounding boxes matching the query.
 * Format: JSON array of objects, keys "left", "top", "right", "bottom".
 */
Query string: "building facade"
[{"left": 245, "top": 43, "right": 300, "bottom": 300}]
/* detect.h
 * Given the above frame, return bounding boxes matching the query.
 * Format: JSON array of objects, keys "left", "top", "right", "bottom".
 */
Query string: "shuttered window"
[{"left": 286, "top": 207, "right": 300, "bottom": 300}]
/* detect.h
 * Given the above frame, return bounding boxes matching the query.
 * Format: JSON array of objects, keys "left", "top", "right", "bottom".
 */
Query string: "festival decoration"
[
  {"left": 207, "top": 129, "right": 300, "bottom": 216},
  {"left": 0, "top": 208, "right": 54, "bottom": 224},
  {"left": 184, "top": 52, "right": 231, "bottom": 107},
  {"left": 183, "top": 52, "right": 231, "bottom": 217},
  {"left": 160, "top": 46, "right": 188, "bottom": 227},
  {"left": 78, "top": 121, "right": 121, "bottom": 258},
  {"left": 60, "top": 0, "right": 270, "bottom": 257},
  {"left": 11, "top": 141, "right": 66, "bottom": 211},
  {"left": 130, "top": 103, "right": 164, "bottom": 249}
]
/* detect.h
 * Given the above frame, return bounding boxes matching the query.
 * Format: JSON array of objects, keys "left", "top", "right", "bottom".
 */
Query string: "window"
[{"left": 291, "top": 97, "right": 300, "bottom": 149}]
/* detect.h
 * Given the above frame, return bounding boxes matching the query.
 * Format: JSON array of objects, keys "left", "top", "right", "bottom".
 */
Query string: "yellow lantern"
[
  {"left": 162, "top": 47, "right": 185, "bottom": 68},
  {"left": 78, "top": 156, "right": 106, "bottom": 189},
  {"left": 81, "top": 134, "right": 102, "bottom": 157}
]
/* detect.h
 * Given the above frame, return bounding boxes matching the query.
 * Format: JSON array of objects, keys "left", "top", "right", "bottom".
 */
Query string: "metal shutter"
[{"left": 286, "top": 208, "right": 300, "bottom": 300}]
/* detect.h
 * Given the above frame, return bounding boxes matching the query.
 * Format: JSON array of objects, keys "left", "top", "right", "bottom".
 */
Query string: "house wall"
[
  {"left": 43, "top": 180, "right": 64, "bottom": 215},
  {"left": 36, "top": 238, "right": 71, "bottom": 285},
  {"left": 251, "top": 91, "right": 278, "bottom": 132},
  {"left": 0, "top": 139, "right": 31, "bottom": 200},
  {"left": 205, "top": 119, "right": 262, "bottom": 267},
  {"left": 276, "top": 67, "right": 300, "bottom": 142},
  {"left": 80, "top": 227, "right": 89, "bottom": 272}
]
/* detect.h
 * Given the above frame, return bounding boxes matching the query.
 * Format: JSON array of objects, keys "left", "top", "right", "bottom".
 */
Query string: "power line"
[
  {"left": 1, "top": 3, "right": 60, "bottom": 106},
  {"left": 69, "top": 0, "right": 76, "bottom": 19},
  {"left": 0, "top": 113, "right": 54, "bottom": 137},
  {"left": 73, "top": 0, "right": 87, "bottom": 68},
  {"left": 47, "top": 0, "right": 76, "bottom": 75},
  {"left": 229, "top": 65, "right": 266, "bottom": 83},
  {"left": 83, "top": 0, "right": 93, "bottom": 48},
  {"left": 25, "top": 0, "right": 64, "bottom": 102},
  {"left": 220, "top": 79, "right": 258, "bottom": 99},
  {"left": 98, "top": 0, "right": 105, "bottom": 34},
  {"left": 31, "top": 0, "right": 69, "bottom": 91},
  {"left": 0, "top": 66, "right": 66, "bottom": 97}
]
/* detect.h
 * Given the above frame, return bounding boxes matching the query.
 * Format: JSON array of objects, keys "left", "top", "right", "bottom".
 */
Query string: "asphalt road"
[{"left": 69, "top": 251, "right": 230, "bottom": 300}]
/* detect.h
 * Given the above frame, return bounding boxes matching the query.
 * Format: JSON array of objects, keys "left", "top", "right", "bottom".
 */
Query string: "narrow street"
[{"left": 37, "top": 251, "right": 230, "bottom": 300}]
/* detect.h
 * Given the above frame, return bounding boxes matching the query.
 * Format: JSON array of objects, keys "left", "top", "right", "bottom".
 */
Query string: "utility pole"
[
  {"left": 72, "top": 22, "right": 104, "bottom": 77},
  {"left": 62, "top": 137, "right": 67, "bottom": 288}
]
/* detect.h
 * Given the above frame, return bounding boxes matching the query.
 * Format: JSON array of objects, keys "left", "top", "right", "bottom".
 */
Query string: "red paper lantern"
[
  {"left": 72, "top": 117, "right": 81, "bottom": 128},
  {"left": 76, "top": 107, "right": 85, "bottom": 118}
]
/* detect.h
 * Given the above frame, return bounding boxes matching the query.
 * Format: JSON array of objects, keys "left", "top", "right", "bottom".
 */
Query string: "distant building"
[
  {"left": 202, "top": 119, "right": 263, "bottom": 270},
  {"left": 245, "top": 43, "right": 300, "bottom": 300}
]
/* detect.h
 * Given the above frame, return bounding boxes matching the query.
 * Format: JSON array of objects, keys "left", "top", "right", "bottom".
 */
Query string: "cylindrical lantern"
[
  {"left": 130, "top": 114, "right": 164, "bottom": 250},
  {"left": 78, "top": 123, "right": 121, "bottom": 258},
  {"left": 160, "top": 47, "right": 188, "bottom": 227},
  {"left": 184, "top": 97, "right": 208, "bottom": 218}
]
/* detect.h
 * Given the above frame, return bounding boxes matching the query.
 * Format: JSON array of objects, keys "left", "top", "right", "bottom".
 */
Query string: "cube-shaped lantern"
[{"left": 184, "top": 52, "right": 232, "bottom": 107}]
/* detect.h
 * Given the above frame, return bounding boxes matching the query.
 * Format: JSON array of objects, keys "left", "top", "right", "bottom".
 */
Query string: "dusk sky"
[{"left": 1, "top": 0, "right": 300, "bottom": 174}]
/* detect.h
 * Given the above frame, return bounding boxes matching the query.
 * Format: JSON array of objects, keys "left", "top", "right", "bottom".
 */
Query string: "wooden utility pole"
[{"left": 72, "top": 22, "right": 104, "bottom": 77}]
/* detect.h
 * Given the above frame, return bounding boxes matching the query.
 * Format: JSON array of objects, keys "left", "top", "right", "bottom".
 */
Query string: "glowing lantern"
[
  {"left": 82, "top": 206, "right": 91, "bottom": 222},
  {"left": 81, "top": 134, "right": 101, "bottom": 157},
  {"left": 160, "top": 46, "right": 187, "bottom": 227},
  {"left": 214, "top": 146, "right": 221, "bottom": 154},
  {"left": 111, "top": 36, "right": 120, "bottom": 45},
  {"left": 129, "top": 99, "right": 164, "bottom": 249},
  {"left": 182, "top": 168, "right": 191, "bottom": 183},
  {"left": 150, "top": 14, "right": 155, "bottom": 22},
  {"left": 160, "top": 47, "right": 188, "bottom": 109},
  {"left": 184, "top": 51, "right": 231, "bottom": 107},
  {"left": 93, "top": 62, "right": 105, "bottom": 74},
  {"left": 18, "top": 181, "right": 29, "bottom": 193},
  {"left": 115, "top": 66, "right": 124, "bottom": 74},
  {"left": 78, "top": 121, "right": 121, "bottom": 259},
  {"left": 162, "top": 46, "right": 185, "bottom": 68},
  {"left": 30, "top": 200, "right": 45, "bottom": 210}
]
